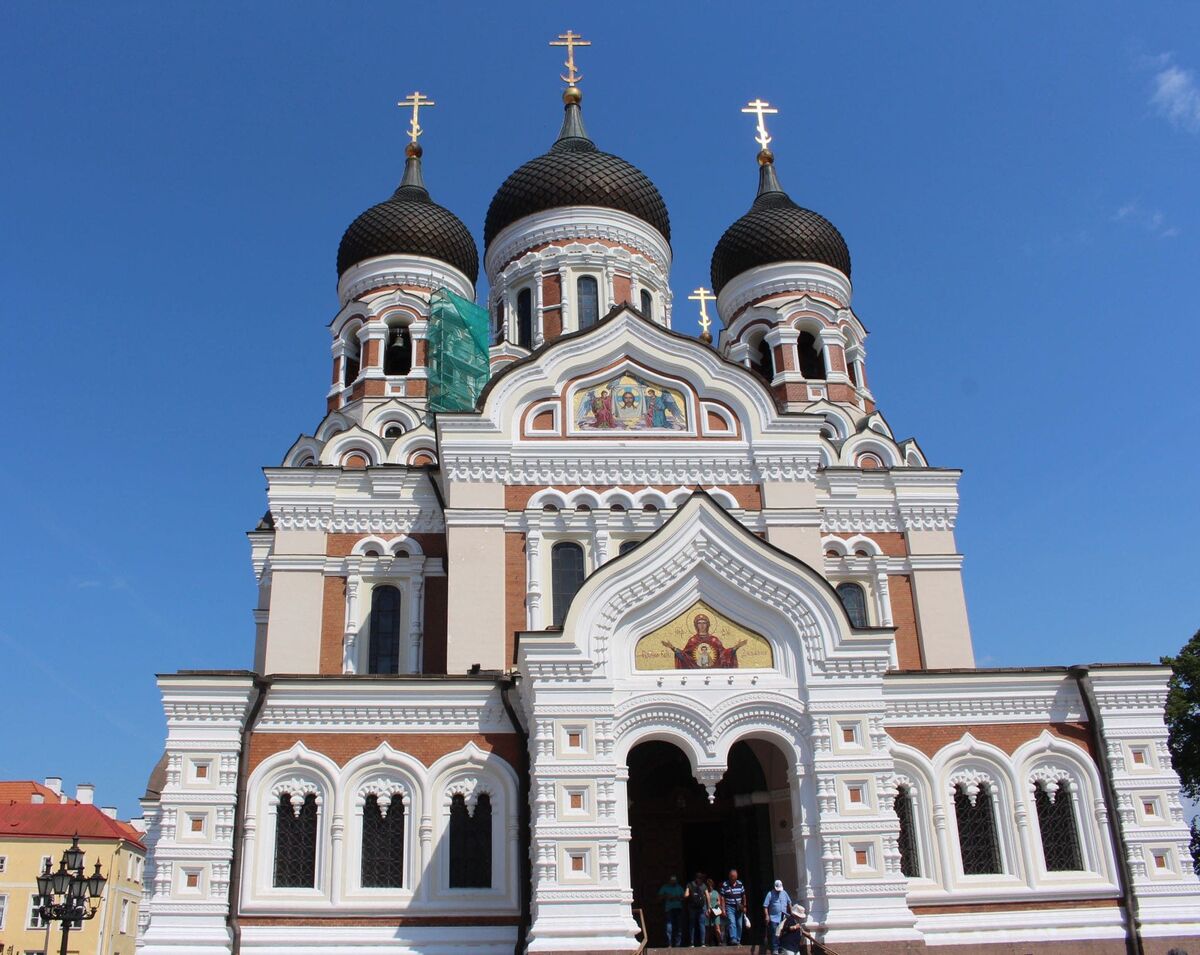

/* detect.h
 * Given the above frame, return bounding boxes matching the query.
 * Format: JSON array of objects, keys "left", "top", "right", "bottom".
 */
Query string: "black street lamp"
[{"left": 35, "top": 834, "right": 107, "bottom": 955}]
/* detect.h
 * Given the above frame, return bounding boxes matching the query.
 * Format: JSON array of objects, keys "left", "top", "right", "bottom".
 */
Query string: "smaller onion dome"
[
  {"left": 484, "top": 89, "right": 670, "bottom": 248},
  {"left": 337, "top": 144, "right": 479, "bottom": 284},
  {"left": 710, "top": 151, "right": 850, "bottom": 294}
]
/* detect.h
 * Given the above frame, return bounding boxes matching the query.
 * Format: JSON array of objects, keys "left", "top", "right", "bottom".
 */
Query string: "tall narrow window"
[
  {"left": 551, "top": 542, "right": 586, "bottom": 627},
  {"left": 343, "top": 332, "right": 361, "bottom": 386},
  {"left": 384, "top": 326, "right": 412, "bottom": 376},
  {"left": 1035, "top": 781, "right": 1083, "bottom": 872},
  {"left": 798, "top": 331, "right": 826, "bottom": 379},
  {"left": 752, "top": 337, "right": 774, "bottom": 380},
  {"left": 848, "top": 358, "right": 859, "bottom": 386},
  {"left": 361, "top": 793, "right": 405, "bottom": 887},
  {"left": 368, "top": 585, "right": 403, "bottom": 675},
  {"left": 515, "top": 288, "right": 533, "bottom": 349},
  {"left": 448, "top": 793, "right": 492, "bottom": 888},
  {"left": 836, "top": 582, "right": 869, "bottom": 628},
  {"left": 639, "top": 289, "right": 653, "bottom": 321},
  {"left": 494, "top": 300, "right": 506, "bottom": 345},
  {"left": 894, "top": 785, "right": 921, "bottom": 877},
  {"left": 577, "top": 276, "right": 599, "bottom": 329},
  {"left": 274, "top": 792, "right": 318, "bottom": 888},
  {"left": 954, "top": 783, "right": 1002, "bottom": 875}
]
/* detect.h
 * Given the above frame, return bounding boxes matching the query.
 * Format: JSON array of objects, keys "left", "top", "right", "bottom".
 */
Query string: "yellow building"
[{"left": 0, "top": 780, "right": 144, "bottom": 955}]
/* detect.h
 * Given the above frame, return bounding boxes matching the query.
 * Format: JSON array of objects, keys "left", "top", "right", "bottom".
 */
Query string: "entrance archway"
[{"left": 627, "top": 738, "right": 796, "bottom": 947}]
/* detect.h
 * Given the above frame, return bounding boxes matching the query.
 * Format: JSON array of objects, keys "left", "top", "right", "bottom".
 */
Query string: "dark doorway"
[{"left": 628, "top": 739, "right": 791, "bottom": 947}]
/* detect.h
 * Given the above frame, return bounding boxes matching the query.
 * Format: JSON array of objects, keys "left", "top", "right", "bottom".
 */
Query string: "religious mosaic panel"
[
  {"left": 571, "top": 371, "right": 688, "bottom": 432},
  {"left": 634, "top": 601, "right": 773, "bottom": 670}
]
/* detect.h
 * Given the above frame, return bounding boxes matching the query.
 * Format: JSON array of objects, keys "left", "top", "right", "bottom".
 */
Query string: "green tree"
[{"left": 1161, "top": 629, "right": 1200, "bottom": 874}]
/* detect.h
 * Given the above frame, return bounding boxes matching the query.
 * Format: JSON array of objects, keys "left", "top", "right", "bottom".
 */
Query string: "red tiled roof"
[
  {"left": 0, "top": 781, "right": 73, "bottom": 804},
  {"left": 0, "top": 802, "right": 145, "bottom": 850}
]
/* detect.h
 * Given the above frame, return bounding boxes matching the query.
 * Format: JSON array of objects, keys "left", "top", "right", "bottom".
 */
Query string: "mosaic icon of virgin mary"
[{"left": 660, "top": 613, "right": 748, "bottom": 669}]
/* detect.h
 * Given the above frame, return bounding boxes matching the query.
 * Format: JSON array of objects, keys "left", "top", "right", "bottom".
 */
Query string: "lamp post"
[{"left": 35, "top": 834, "right": 107, "bottom": 955}]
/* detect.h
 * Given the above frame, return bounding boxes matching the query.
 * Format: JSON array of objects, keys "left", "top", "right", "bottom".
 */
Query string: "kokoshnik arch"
[{"left": 135, "top": 31, "right": 1200, "bottom": 955}]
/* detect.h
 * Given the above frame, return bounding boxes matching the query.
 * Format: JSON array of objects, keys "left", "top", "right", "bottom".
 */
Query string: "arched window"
[
  {"left": 368, "top": 585, "right": 403, "bottom": 675},
  {"left": 953, "top": 782, "right": 1002, "bottom": 875},
  {"left": 384, "top": 326, "right": 412, "bottom": 376},
  {"left": 493, "top": 300, "right": 505, "bottom": 345},
  {"left": 361, "top": 793, "right": 404, "bottom": 887},
  {"left": 848, "top": 359, "right": 859, "bottom": 387},
  {"left": 798, "top": 331, "right": 826, "bottom": 379},
  {"left": 342, "top": 331, "right": 361, "bottom": 387},
  {"left": 894, "top": 784, "right": 921, "bottom": 877},
  {"left": 577, "top": 276, "right": 599, "bottom": 329},
  {"left": 751, "top": 336, "right": 774, "bottom": 380},
  {"left": 1034, "top": 779, "right": 1083, "bottom": 871},
  {"left": 639, "top": 289, "right": 653, "bottom": 321},
  {"left": 516, "top": 288, "right": 533, "bottom": 349},
  {"left": 551, "top": 542, "right": 585, "bottom": 628},
  {"left": 273, "top": 792, "right": 318, "bottom": 888},
  {"left": 448, "top": 792, "right": 492, "bottom": 888},
  {"left": 836, "top": 582, "right": 869, "bottom": 628},
  {"left": 618, "top": 539, "right": 640, "bottom": 556}
]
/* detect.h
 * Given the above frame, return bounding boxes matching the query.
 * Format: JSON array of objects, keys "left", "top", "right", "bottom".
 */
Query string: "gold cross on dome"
[
  {"left": 398, "top": 91, "right": 435, "bottom": 145},
  {"left": 550, "top": 29, "right": 591, "bottom": 86},
  {"left": 741, "top": 98, "right": 778, "bottom": 150},
  {"left": 689, "top": 286, "right": 717, "bottom": 336}
]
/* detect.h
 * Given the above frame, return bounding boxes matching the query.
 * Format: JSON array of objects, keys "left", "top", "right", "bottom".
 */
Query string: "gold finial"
[
  {"left": 550, "top": 29, "right": 591, "bottom": 88},
  {"left": 689, "top": 287, "right": 717, "bottom": 343},
  {"left": 398, "top": 91, "right": 436, "bottom": 146},
  {"left": 741, "top": 98, "right": 779, "bottom": 155}
]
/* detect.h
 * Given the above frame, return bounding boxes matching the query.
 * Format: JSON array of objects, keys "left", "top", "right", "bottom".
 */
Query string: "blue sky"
[{"left": 1, "top": 3, "right": 1198, "bottom": 817}]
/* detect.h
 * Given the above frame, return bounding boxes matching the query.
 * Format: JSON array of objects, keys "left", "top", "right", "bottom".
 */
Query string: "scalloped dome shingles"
[
  {"left": 710, "top": 189, "right": 851, "bottom": 294},
  {"left": 484, "top": 136, "right": 670, "bottom": 248},
  {"left": 337, "top": 181, "right": 479, "bottom": 284}
]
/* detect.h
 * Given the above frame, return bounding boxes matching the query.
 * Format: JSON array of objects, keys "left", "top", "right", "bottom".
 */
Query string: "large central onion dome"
[
  {"left": 484, "top": 91, "right": 670, "bottom": 248},
  {"left": 337, "top": 144, "right": 479, "bottom": 284},
  {"left": 710, "top": 153, "right": 850, "bottom": 294}
]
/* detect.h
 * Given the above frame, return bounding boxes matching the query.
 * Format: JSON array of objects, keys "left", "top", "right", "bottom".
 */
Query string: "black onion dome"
[
  {"left": 710, "top": 159, "right": 850, "bottom": 294},
  {"left": 484, "top": 99, "right": 670, "bottom": 248},
  {"left": 337, "top": 150, "right": 479, "bottom": 283}
]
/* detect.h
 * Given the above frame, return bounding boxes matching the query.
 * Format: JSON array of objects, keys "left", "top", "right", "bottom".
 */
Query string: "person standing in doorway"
[
  {"left": 657, "top": 874, "right": 686, "bottom": 947},
  {"left": 762, "top": 879, "right": 793, "bottom": 954},
  {"left": 778, "top": 903, "right": 809, "bottom": 955},
  {"left": 705, "top": 877, "right": 724, "bottom": 945},
  {"left": 685, "top": 871, "right": 708, "bottom": 946},
  {"left": 719, "top": 868, "right": 746, "bottom": 945}
]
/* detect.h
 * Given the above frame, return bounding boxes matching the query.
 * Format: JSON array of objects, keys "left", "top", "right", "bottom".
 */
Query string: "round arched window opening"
[{"left": 858, "top": 453, "right": 883, "bottom": 470}]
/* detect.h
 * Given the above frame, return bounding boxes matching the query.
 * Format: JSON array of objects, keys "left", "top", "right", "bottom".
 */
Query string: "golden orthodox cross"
[
  {"left": 398, "top": 91, "right": 435, "bottom": 145},
  {"left": 550, "top": 30, "right": 591, "bottom": 86},
  {"left": 741, "top": 98, "right": 778, "bottom": 150},
  {"left": 689, "top": 287, "right": 717, "bottom": 337}
]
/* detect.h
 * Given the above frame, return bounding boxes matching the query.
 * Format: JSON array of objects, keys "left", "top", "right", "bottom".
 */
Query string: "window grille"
[
  {"left": 273, "top": 792, "right": 318, "bottom": 888},
  {"left": 551, "top": 542, "right": 585, "bottom": 627},
  {"left": 953, "top": 783, "right": 1002, "bottom": 875},
  {"left": 639, "top": 289, "right": 653, "bottom": 321},
  {"left": 361, "top": 793, "right": 405, "bottom": 887},
  {"left": 1035, "top": 781, "right": 1083, "bottom": 871},
  {"left": 577, "top": 276, "right": 599, "bottom": 329},
  {"left": 516, "top": 288, "right": 533, "bottom": 349},
  {"left": 448, "top": 792, "right": 492, "bottom": 888},
  {"left": 894, "top": 785, "right": 920, "bottom": 877},
  {"left": 368, "top": 585, "right": 403, "bottom": 675},
  {"left": 836, "top": 582, "right": 869, "bottom": 628}
]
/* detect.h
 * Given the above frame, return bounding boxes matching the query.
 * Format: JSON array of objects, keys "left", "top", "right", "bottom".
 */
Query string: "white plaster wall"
[
  {"left": 264, "top": 570, "right": 325, "bottom": 674},
  {"left": 909, "top": 570, "right": 974, "bottom": 668},
  {"left": 445, "top": 523, "right": 506, "bottom": 673}
]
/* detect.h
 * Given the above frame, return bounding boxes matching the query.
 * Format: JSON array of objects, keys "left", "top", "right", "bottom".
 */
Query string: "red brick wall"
[
  {"left": 318, "top": 577, "right": 346, "bottom": 675},
  {"left": 613, "top": 273, "right": 632, "bottom": 306},
  {"left": 888, "top": 722, "right": 1095, "bottom": 758},
  {"left": 542, "top": 273, "right": 563, "bottom": 340},
  {"left": 246, "top": 731, "right": 521, "bottom": 774},
  {"left": 325, "top": 533, "right": 448, "bottom": 558},
  {"left": 505, "top": 532, "right": 526, "bottom": 666},
  {"left": 504, "top": 484, "right": 762, "bottom": 510},
  {"left": 889, "top": 574, "right": 923, "bottom": 669},
  {"left": 422, "top": 575, "right": 448, "bottom": 674}
]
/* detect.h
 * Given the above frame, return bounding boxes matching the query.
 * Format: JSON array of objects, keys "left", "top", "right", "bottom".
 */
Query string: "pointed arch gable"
[{"left": 523, "top": 493, "right": 891, "bottom": 683}]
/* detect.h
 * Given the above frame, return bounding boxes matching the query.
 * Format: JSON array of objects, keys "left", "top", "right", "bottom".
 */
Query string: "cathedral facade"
[{"left": 136, "top": 45, "right": 1200, "bottom": 955}]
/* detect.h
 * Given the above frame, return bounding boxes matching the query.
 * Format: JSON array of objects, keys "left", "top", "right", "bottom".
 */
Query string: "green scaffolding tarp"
[{"left": 428, "top": 288, "right": 490, "bottom": 413}]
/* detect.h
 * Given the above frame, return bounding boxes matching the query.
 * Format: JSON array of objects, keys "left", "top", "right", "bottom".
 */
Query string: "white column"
[
  {"left": 343, "top": 574, "right": 361, "bottom": 674},
  {"left": 408, "top": 574, "right": 425, "bottom": 674},
  {"left": 818, "top": 327, "right": 847, "bottom": 382},
  {"left": 533, "top": 268, "right": 546, "bottom": 347},
  {"left": 604, "top": 265, "right": 616, "bottom": 313},
  {"left": 559, "top": 267, "right": 572, "bottom": 332},
  {"left": 526, "top": 528, "right": 544, "bottom": 630},
  {"left": 874, "top": 569, "right": 894, "bottom": 627}
]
